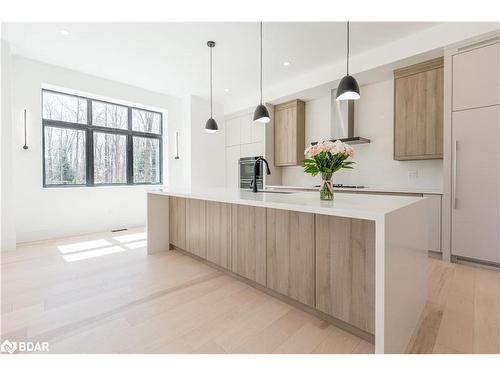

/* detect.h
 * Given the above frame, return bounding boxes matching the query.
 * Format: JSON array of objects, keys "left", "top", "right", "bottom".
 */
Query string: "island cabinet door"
[
  {"left": 169, "top": 196, "right": 186, "bottom": 249},
  {"left": 266, "top": 208, "right": 315, "bottom": 307},
  {"left": 231, "top": 204, "right": 267, "bottom": 286},
  {"left": 185, "top": 199, "right": 207, "bottom": 259},
  {"left": 206, "top": 201, "right": 231, "bottom": 269},
  {"left": 315, "top": 215, "right": 376, "bottom": 334}
]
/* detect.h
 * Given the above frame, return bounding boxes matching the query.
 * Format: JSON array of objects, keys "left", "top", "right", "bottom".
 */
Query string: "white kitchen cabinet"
[
  {"left": 452, "top": 106, "right": 500, "bottom": 263},
  {"left": 452, "top": 42, "right": 500, "bottom": 111},
  {"left": 225, "top": 145, "right": 241, "bottom": 189},
  {"left": 240, "top": 113, "right": 253, "bottom": 144},
  {"left": 226, "top": 117, "right": 241, "bottom": 147},
  {"left": 240, "top": 142, "right": 264, "bottom": 158},
  {"left": 423, "top": 194, "right": 442, "bottom": 253},
  {"left": 251, "top": 121, "right": 266, "bottom": 143}
]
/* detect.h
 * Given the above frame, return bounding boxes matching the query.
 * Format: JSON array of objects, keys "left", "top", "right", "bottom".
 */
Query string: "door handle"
[{"left": 453, "top": 140, "right": 458, "bottom": 209}]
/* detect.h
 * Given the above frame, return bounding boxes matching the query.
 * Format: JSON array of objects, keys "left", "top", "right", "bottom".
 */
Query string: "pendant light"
[
  {"left": 336, "top": 21, "right": 360, "bottom": 101},
  {"left": 205, "top": 41, "right": 219, "bottom": 133},
  {"left": 253, "top": 22, "right": 270, "bottom": 123}
]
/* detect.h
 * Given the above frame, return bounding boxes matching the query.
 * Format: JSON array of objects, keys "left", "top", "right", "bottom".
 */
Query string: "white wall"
[
  {"left": 281, "top": 79, "right": 443, "bottom": 189},
  {"left": 1, "top": 40, "right": 17, "bottom": 251},
  {"left": 189, "top": 95, "right": 225, "bottom": 188},
  {"left": 10, "top": 56, "right": 184, "bottom": 243}
]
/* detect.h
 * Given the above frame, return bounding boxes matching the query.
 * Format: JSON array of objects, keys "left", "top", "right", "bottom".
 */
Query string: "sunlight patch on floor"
[
  {"left": 124, "top": 240, "right": 147, "bottom": 249},
  {"left": 113, "top": 232, "right": 147, "bottom": 243},
  {"left": 58, "top": 239, "right": 112, "bottom": 254},
  {"left": 63, "top": 245, "right": 126, "bottom": 262}
]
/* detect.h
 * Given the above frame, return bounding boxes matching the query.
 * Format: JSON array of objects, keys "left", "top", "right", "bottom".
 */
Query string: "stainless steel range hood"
[{"left": 312, "top": 88, "right": 370, "bottom": 145}]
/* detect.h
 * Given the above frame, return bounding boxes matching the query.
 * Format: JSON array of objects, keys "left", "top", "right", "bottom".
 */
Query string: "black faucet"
[{"left": 252, "top": 157, "right": 271, "bottom": 192}]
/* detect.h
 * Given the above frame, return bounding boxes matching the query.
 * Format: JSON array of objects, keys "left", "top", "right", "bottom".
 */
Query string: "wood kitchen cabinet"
[
  {"left": 274, "top": 99, "right": 305, "bottom": 166},
  {"left": 169, "top": 196, "right": 186, "bottom": 249},
  {"left": 394, "top": 57, "right": 444, "bottom": 160},
  {"left": 206, "top": 201, "right": 231, "bottom": 269},
  {"left": 315, "top": 214, "right": 375, "bottom": 334},
  {"left": 185, "top": 198, "right": 207, "bottom": 258},
  {"left": 231, "top": 204, "right": 267, "bottom": 286},
  {"left": 266, "top": 208, "right": 315, "bottom": 307}
]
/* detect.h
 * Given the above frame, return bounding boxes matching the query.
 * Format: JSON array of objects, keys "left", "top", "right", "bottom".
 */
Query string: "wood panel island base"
[{"left": 147, "top": 188, "right": 430, "bottom": 354}]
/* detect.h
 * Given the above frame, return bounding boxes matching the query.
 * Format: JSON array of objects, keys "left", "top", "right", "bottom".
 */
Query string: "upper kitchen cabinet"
[
  {"left": 394, "top": 58, "right": 444, "bottom": 161},
  {"left": 274, "top": 99, "right": 306, "bottom": 166},
  {"left": 452, "top": 41, "right": 500, "bottom": 111},
  {"left": 240, "top": 113, "right": 266, "bottom": 144},
  {"left": 226, "top": 116, "right": 241, "bottom": 146},
  {"left": 227, "top": 113, "right": 266, "bottom": 146}
]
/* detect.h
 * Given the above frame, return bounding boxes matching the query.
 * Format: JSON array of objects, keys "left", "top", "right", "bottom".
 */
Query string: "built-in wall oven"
[{"left": 239, "top": 156, "right": 263, "bottom": 189}]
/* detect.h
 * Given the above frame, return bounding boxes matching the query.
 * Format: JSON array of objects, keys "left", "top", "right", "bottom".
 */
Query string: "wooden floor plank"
[{"left": 2, "top": 228, "right": 500, "bottom": 354}]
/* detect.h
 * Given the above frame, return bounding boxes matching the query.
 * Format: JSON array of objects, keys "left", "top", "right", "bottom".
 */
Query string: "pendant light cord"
[
  {"left": 259, "top": 21, "right": 263, "bottom": 105},
  {"left": 346, "top": 21, "right": 350, "bottom": 76},
  {"left": 209, "top": 44, "right": 213, "bottom": 118}
]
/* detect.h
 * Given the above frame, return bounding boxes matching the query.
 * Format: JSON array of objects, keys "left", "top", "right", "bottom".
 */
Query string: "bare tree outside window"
[
  {"left": 132, "top": 109, "right": 161, "bottom": 134},
  {"left": 92, "top": 101, "right": 128, "bottom": 130},
  {"left": 43, "top": 91, "right": 87, "bottom": 124},
  {"left": 42, "top": 90, "right": 163, "bottom": 187},
  {"left": 133, "top": 137, "right": 160, "bottom": 183},
  {"left": 44, "top": 127, "right": 86, "bottom": 184},
  {"left": 94, "top": 132, "right": 127, "bottom": 184}
]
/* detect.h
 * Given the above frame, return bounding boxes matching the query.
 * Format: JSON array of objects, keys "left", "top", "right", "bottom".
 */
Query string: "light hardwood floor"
[{"left": 1, "top": 228, "right": 499, "bottom": 354}]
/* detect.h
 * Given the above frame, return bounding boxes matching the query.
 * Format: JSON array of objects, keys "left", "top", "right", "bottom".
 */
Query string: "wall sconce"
[
  {"left": 23, "top": 109, "right": 28, "bottom": 150},
  {"left": 174, "top": 131, "right": 180, "bottom": 159}
]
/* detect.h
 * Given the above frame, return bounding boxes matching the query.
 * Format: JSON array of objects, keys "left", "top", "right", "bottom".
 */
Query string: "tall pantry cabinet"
[{"left": 449, "top": 39, "right": 500, "bottom": 264}]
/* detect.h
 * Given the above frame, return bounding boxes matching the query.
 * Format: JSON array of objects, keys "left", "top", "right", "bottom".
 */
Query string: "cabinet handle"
[{"left": 453, "top": 140, "right": 458, "bottom": 209}]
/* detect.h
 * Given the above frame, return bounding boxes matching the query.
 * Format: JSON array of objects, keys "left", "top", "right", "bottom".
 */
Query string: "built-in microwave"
[{"left": 239, "top": 156, "right": 263, "bottom": 189}]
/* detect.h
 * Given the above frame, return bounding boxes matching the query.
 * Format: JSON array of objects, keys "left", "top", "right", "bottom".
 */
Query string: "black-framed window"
[{"left": 42, "top": 89, "right": 163, "bottom": 187}]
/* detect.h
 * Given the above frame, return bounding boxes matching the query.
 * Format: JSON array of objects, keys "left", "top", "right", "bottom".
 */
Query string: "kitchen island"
[{"left": 147, "top": 188, "right": 430, "bottom": 354}]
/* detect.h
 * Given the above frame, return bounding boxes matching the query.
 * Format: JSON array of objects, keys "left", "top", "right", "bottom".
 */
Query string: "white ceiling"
[{"left": 3, "top": 22, "right": 441, "bottom": 105}]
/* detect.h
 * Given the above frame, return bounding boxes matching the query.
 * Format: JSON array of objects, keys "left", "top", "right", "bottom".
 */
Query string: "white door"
[
  {"left": 452, "top": 105, "right": 500, "bottom": 263},
  {"left": 225, "top": 145, "right": 241, "bottom": 188}
]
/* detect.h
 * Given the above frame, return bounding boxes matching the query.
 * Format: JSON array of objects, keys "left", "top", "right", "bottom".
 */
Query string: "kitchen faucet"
[{"left": 252, "top": 157, "right": 271, "bottom": 192}]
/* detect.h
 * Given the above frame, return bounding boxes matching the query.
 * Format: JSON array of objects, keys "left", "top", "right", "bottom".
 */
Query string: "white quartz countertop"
[
  {"left": 148, "top": 187, "right": 426, "bottom": 221},
  {"left": 265, "top": 185, "right": 443, "bottom": 195}
]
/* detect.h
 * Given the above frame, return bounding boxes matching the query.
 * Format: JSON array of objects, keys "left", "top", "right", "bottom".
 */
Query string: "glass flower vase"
[{"left": 320, "top": 173, "right": 334, "bottom": 201}]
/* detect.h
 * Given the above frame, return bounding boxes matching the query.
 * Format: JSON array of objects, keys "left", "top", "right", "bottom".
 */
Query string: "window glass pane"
[
  {"left": 42, "top": 91, "right": 87, "bottom": 124},
  {"left": 133, "top": 137, "right": 160, "bottom": 183},
  {"left": 92, "top": 101, "right": 128, "bottom": 130},
  {"left": 94, "top": 132, "right": 127, "bottom": 184},
  {"left": 132, "top": 109, "right": 161, "bottom": 134},
  {"left": 44, "top": 126, "right": 86, "bottom": 185}
]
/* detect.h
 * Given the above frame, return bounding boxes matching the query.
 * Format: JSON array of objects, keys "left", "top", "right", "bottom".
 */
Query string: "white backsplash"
[{"left": 281, "top": 79, "right": 443, "bottom": 190}]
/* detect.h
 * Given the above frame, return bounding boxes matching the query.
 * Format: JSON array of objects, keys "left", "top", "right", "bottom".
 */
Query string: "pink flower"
[{"left": 305, "top": 140, "right": 353, "bottom": 158}]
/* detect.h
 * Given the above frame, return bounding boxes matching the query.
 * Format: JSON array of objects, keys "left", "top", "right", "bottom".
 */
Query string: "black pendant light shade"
[
  {"left": 205, "top": 117, "right": 218, "bottom": 133},
  {"left": 253, "top": 104, "right": 270, "bottom": 123},
  {"left": 205, "top": 40, "right": 219, "bottom": 133},
  {"left": 336, "top": 75, "right": 360, "bottom": 100},
  {"left": 336, "top": 21, "right": 360, "bottom": 101},
  {"left": 253, "top": 22, "right": 270, "bottom": 124}
]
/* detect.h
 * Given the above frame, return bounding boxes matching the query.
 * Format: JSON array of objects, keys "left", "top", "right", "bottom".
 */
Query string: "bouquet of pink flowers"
[{"left": 303, "top": 140, "right": 354, "bottom": 200}]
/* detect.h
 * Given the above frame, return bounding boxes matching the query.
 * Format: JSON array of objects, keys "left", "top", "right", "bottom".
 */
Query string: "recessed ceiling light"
[
  {"left": 224, "top": 88, "right": 230, "bottom": 92},
  {"left": 283, "top": 61, "right": 290, "bottom": 66},
  {"left": 59, "top": 29, "right": 69, "bottom": 36}
]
